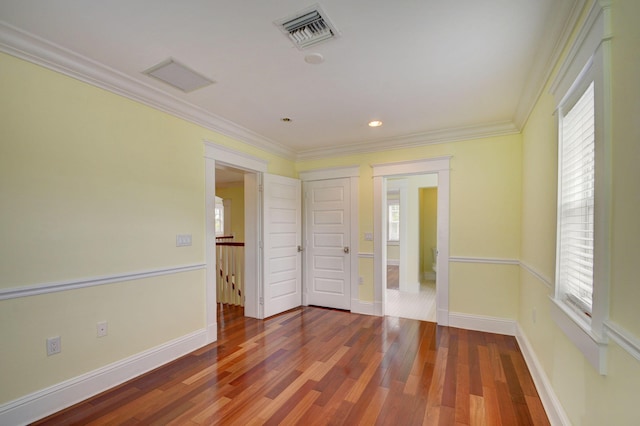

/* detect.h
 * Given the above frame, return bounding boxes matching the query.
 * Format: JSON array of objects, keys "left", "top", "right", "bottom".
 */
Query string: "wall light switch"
[
  {"left": 364, "top": 232, "right": 373, "bottom": 241},
  {"left": 176, "top": 234, "right": 192, "bottom": 247}
]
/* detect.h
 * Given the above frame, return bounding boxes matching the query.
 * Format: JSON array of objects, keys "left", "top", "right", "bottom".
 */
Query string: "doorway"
[
  {"left": 384, "top": 176, "right": 438, "bottom": 322},
  {"left": 372, "top": 157, "right": 450, "bottom": 325}
]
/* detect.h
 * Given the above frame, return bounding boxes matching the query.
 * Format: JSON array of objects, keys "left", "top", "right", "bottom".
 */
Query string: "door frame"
[
  {"left": 372, "top": 157, "right": 451, "bottom": 325},
  {"left": 204, "top": 141, "right": 267, "bottom": 343},
  {"left": 299, "top": 166, "right": 360, "bottom": 311}
]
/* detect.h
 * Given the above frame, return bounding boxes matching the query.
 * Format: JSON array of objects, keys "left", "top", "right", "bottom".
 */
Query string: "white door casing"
[
  {"left": 304, "top": 178, "right": 351, "bottom": 310},
  {"left": 262, "top": 173, "right": 302, "bottom": 318}
]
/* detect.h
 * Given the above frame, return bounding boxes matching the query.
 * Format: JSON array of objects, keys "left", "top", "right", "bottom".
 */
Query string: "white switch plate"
[
  {"left": 364, "top": 232, "right": 373, "bottom": 241},
  {"left": 97, "top": 321, "right": 108, "bottom": 337},
  {"left": 47, "top": 336, "right": 61, "bottom": 356},
  {"left": 176, "top": 234, "right": 192, "bottom": 247}
]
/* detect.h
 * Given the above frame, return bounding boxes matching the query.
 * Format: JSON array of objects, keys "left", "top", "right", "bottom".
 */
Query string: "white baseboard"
[
  {"left": 448, "top": 312, "right": 517, "bottom": 336},
  {"left": 350, "top": 298, "right": 375, "bottom": 316},
  {"left": 423, "top": 271, "right": 436, "bottom": 281},
  {"left": 0, "top": 329, "right": 208, "bottom": 426},
  {"left": 516, "top": 325, "right": 571, "bottom": 426}
]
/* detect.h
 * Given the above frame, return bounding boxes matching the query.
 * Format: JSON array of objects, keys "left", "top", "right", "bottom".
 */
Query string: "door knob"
[
  {"left": 297, "top": 245, "right": 303, "bottom": 252},
  {"left": 344, "top": 247, "right": 350, "bottom": 253}
]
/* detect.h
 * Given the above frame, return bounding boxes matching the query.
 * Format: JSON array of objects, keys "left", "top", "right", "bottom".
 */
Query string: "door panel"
[
  {"left": 263, "top": 174, "right": 301, "bottom": 318},
  {"left": 304, "top": 178, "right": 351, "bottom": 310}
]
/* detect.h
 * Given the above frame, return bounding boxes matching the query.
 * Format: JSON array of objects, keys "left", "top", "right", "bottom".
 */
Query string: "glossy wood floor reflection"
[{"left": 33, "top": 305, "right": 549, "bottom": 425}]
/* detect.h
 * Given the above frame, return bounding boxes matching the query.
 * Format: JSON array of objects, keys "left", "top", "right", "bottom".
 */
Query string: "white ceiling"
[{"left": 0, "top": 0, "right": 579, "bottom": 159}]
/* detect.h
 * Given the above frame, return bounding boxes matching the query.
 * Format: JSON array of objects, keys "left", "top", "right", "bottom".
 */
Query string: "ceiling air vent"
[{"left": 276, "top": 4, "right": 339, "bottom": 50}]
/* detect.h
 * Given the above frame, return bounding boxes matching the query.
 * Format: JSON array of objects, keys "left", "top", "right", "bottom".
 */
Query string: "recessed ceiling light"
[{"left": 368, "top": 120, "right": 383, "bottom": 127}]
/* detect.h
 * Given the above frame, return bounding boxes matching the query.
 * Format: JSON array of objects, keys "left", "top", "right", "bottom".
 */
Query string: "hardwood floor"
[{"left": 33, "top": 305, "right": 549, "bottom": 425}]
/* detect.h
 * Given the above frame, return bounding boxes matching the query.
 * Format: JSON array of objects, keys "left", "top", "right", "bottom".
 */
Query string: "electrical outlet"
[
  {"left": 47, "top": 336, "right": 61, "bottom": 356},
  {"left": 97, "top": 321, "right": 108, "bottom": 337},
  {"left": 359, "top": 276, "right": 364, "bottom": 285},
  {"left": 176, "top": 234, "right": 192, "bottom": 247}
]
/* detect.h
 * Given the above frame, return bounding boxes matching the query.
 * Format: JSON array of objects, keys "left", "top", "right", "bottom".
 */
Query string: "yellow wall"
[
  {"left": 420, "top": 187, "right": 437, "bottom": 278},
  {"left": 297, "top": 133, "right": 522, "bottom": 316},
  {"left": 215, "top": 184, "right": 245, "bottom": 242},
  {"left": 0, "top": 52, "right": 295, "bottom": 404},
  {"left": 518, "top": 0, "right": 640, "bottom": 424}
]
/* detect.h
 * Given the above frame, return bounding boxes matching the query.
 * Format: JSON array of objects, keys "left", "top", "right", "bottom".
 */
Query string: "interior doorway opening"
[{"left": 384, "top": 175, "right": 438, "bottom": 322}]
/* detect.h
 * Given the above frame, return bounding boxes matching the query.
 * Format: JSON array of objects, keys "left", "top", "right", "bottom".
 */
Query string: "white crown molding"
[
  {"left": 296, "top": 121, "right": 519, "bottom": 161},
  {"left": 0, "top": 263, "right": 206, "bottom": 300},
  {"left": 0, "top": 329, "right": 207, "bottom": 425},
  {"left": 513, "top": 0, "right": 587, "bottom": 129},
  {"left": 0, "top": 21, "right": 295, "bottom": 160}
]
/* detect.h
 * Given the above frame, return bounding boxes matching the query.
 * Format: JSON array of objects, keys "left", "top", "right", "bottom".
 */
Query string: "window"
[
  {"left": 557, "top": 82, "right": 595, "bottom": 317},
  {"left": 388, "top": 199, "right": 400, "bottom": 242},
  {"left": 214, "top": 196, "right": 224, "bottom": 236},
  {"left": 549, "top": 2, "right": 610, "bottom": 374}
]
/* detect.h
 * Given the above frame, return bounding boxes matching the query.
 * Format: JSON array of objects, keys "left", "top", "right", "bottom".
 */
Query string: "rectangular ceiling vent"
[{"left": 276, "top": 4, "right": 339, "bottom": 50}]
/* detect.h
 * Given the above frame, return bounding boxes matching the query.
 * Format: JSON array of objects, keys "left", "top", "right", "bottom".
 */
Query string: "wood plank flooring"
[{"left": 33, "top": 305, "right": 549, "bottom": 425}]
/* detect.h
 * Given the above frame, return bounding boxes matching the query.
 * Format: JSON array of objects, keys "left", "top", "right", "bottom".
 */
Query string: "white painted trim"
[
  {"left": 296, "top": 122, "right": 518, "bottom": 160},
  {"left": 603, "top": 321, "right": 640, "bottom": 363},
  {"left": 549, "top": 297, "right": 607, "bottom": 374},
  {"left": 204, "top": 141, "right": 268, "bottom": 172},
  {"left": 358, "top": 252, "right": 374, "bottom": 259},
  {"left": 350, "top": 299, "right": 375, "bottom": 316},
  {"left": 423, "top": 271, "right": 436, "bottom": 281},
  {"left": 349, "top": 176, "right": 360, "bottom": 314},
  {"left": 0, "top": 264, "right": 206, "bottom": 301},
  {"left": 449, "top": 256, "right": 519, "bottom": 265},
  {"left": 298, "top": 165, "right": 360, "bottom": 181},
  {"left": 520, "top": 261, "right": 554, "bottom": 289},
  {"left": 386, "top": 259, "right": 400, "bottom": 266},
  {"left": 516, "top": 325, "right": 572, "bottom": 426},
  {"left": 0, "top": 22, "right": 294, "bottom": 160},
  {"left": 372, "top": 157, "right": 452, "bottom": 177},
  {"left": 0, "top": 329, "right": 207, "bottom": 426},
  {"left": 448, "top": 312, "right": 517, "bottom": 336}
]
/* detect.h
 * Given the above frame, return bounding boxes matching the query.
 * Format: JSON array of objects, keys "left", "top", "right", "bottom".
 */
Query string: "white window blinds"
[{"left": 558, "top": 81, "right": 595, "bottom": 315}]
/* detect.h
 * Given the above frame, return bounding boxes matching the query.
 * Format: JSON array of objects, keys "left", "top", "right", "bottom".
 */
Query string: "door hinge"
[
  {"left": 259, "top": 297, "right": 264, "bottom": 305},
  {"left": 258, "top": 184, "right": 263, "bottom": 192},
  {"left": 259, "top": 241, "right": 264, "bottom": 249}
]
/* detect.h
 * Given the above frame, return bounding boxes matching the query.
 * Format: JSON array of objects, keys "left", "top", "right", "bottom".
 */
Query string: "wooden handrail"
[{"left": 216, "top": 242, "right": 245, "bottom": 247}]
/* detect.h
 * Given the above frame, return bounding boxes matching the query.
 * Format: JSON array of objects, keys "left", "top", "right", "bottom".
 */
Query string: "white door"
[
  {"left": 262, "top": 173, "right": 302, "bottom": 318},
  {"left": 304, "top": 178, "right": 351, "bottom": 310}
]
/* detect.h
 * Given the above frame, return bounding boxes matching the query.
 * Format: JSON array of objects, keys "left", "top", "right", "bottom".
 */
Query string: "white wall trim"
[
  {"left": 516, "top": 325, "right": 572, "bottom": 426},
  {"left": 350, "top": 299, "right": 375, "bottom": 316},
  {"left": 0, "top": 263, "right": 206, "bottom": 301},
  {"left": 386, "top": 259, "right": 400, "bottom": 266},
  {"left": 298, "top": 165, "right": 360, "bottom": 181},
  {"left": 0, "top": 328, "right": 208, "bottom": 426},
  {"left": 358, "top": 252, "right": 374, "bottom": 259},
  {"left": 520, "top": 261, "right": 554, "bottom": 289},
  {"left": 296, "top": 122, "right": 518, "bottom": 161},
  {"left": 0, "top": 22, "right": 294, "bottom": 160},
  {"left": 603, "top": 320, "right": 640, "bottom": 363},
  {"left": 449, "top": 256, "right": 519, "bottom": 265},
  {"left": 204, "top": 141, "right": 268, "bottom": 172},
  {"left": 448, "top": 312, "right": 517, "bottom": 336},
  {"left": 372, "top": 156, "right": 452, "bottom": 177}
]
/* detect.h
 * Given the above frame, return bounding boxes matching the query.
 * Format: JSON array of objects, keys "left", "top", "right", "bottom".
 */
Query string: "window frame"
[{"left": 550, "top": 1, "right": 611, "bottom": 374}]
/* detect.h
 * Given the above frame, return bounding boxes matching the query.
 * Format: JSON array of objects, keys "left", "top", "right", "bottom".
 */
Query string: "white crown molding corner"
[
  {"left": 513, "top": 0, "right": 588, "bottom": 129},
  {"left": 296, "top": 121, "right": 519, "bottom": 161},
  {"left": 0, "top": 263, "right": 206, "bottom": 301},
  {"left": 0, "top": 329, "right": 208, "bottom": 426},
  {"left": 516, "top": 324, "right": 572, "bottom": 426},
  {"left": 448, "top": 312, "right": 517, "bottom": 336},
  {"left": 0, "top": 21, "right": 295, "bottom": 161}
]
